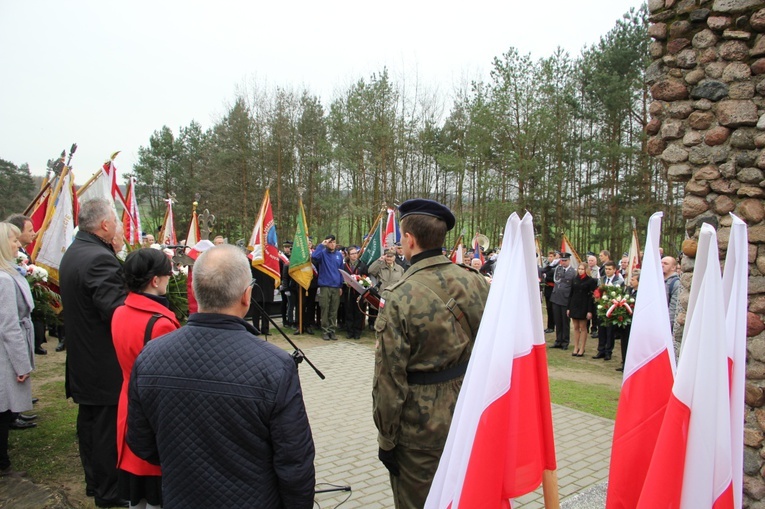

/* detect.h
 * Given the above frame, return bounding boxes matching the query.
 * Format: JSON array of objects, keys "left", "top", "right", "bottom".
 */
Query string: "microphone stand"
[{"left": 249, "top": 285, "right": 325, "bottom": 380}]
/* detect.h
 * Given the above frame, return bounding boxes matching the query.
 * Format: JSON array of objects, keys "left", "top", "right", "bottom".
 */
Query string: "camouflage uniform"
[{"left": 373, "top": 254, "right": 489, "bottom": 509}]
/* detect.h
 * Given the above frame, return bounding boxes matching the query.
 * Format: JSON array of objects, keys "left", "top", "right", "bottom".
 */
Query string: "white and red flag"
[
  {"left": 722, "top": 214, "right": 748, "bottom": 509},
  {"left": 383, "top": 207, "right": 400, "bottom": 249},
  {"left": 122, "top": 177, "right": 142, "bottom": 246},
  {"left": 636, "top": 223, "right": 734, "bottom": 509},
  {"left": 560, "top": 233, "right": 581, "bottom": 269},
  {"left": 450, "top": 241, "right": 464, "bottom": 265},
  {"left": 606, "top": 211, "right": 677, "bottom": 509},
  {"left": 425, "top": 212, "right": 556, "bottom": 509},
  {"left": 158, "top": 197, "right": 177, "bottom": 246},
  {"left": 185, "top": 205, "right": 201, "bottom": 248},
  {"left": 626, "top": 225, "right": 641, "bottom": 283}
]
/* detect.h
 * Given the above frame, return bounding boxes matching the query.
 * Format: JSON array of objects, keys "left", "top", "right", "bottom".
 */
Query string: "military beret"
[
  {"left": 560, "top": 252, "right": 572, "bottom": 259},
  {"left": 398, "top": 199, "right": 456, "bottom": 231}
]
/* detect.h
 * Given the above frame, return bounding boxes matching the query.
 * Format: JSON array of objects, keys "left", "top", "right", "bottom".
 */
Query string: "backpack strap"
[
  {"left": 144, "top": 313, "right": 165, "bottom": 345},
  {"left": 407, "top": 271, "right": 476, "bottom": 342}
]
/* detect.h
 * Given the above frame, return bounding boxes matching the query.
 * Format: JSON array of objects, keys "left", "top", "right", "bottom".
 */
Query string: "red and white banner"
[
  {"left": 248, "top": 189, "right": 281, "bottom": 287},
  {"left": 186, "top": 207, "right": 200, "bottom": 248},
  {"left": 384, "top": 207, "right": 400, "bottom": 249},
  {"left": 34, "top": 167, "right": 76, "bottom": 284},
  {"left": 158, "top": 197, "right": 176, "bottom": 245},
  {"left": 723, "top": 214, "right": 748, "bottom": 509},
  {"left": 626, "top": 227, "right": 641, "bottom": 282},
  {"left": 637, "top": 223, "right": 734, "bottom": 509},
  {"left": 606, "top": 212, "right": 676, "bottom": 509},
  {"left": 122, "top": 177, "right": 142, "bottom": 246},
  {"left": 450, "top": 241, "right": 464, "bottom": 265},
  {"left": 560, "top": 234, "right": 581, "bottom": 269},
  {"left": 426, "top": 212, "right": 556, "bottom": 508}
]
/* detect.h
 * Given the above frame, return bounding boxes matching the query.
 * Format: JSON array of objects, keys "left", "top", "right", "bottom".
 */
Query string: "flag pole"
[
  {"left": 359, "top": 207, "right": 386, "bottom": 256},
  {"left": 542, "top": 469, "right": 561, "bottom": 509},
  {"left": 23, "top": 179, "right": 52, "bottom": 216},
  {"left": 448, "top": 230, "right": 465, "bottom": 260}
]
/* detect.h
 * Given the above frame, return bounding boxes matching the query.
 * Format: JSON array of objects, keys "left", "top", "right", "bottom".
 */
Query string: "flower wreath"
[{"left": 596, "top": 285, "right": 634, "bottom": 328}]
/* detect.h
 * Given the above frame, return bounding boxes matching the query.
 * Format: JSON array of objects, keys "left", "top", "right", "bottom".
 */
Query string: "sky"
[{"left": 0, "top": 0, "right": 644, "bottom": 183}]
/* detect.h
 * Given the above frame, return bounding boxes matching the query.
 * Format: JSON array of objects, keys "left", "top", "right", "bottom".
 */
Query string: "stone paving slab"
[{"left": 297, "top": 340, "right": 615, "bottom": 508}]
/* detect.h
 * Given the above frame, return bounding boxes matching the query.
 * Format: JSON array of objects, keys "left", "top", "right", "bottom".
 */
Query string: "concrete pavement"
[{"left": 295, "top": 339, "right": 615, "bottom": 508}]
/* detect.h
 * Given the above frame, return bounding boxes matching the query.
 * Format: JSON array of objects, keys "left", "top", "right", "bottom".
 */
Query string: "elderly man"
[
  {"left": 59, "top": 198, "right": 127, "bottom": 508},
  {"left": 128, "top": 245, "right": 315, "bottom": 509},
  {"left": 373, "top": 199, "right": 489, "bottom": 509}
]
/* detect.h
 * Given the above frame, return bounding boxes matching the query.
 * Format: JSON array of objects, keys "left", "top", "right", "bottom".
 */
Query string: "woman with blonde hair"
[{"left": 0, "top": 222, "right": 34, "bottom": 477}]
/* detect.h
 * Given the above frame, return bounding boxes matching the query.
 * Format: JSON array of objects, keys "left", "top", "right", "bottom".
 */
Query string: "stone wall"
[{"left": 647, "top": 0, "right": 765, "bottom": 505}]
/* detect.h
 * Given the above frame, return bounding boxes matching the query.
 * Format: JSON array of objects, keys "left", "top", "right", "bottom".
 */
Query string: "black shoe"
[
  {"left": 9, "top": 418, "right": 36, "bottom": 430},
  {"left": 32, "top": 398, "right": 39, "bottom": 404},
  {"left": 548, "top": 344, "right": 561, "bottom": 349},
  {"left": 604, "top": 354, "right": 612, "bottom": 361},
  {"left": 590, "top": 332, "right": 598, "bottom": 338},
  {"left": 94, "top": 498, "right": 129, "bottom": 508},
  {"left": 55, "top": 342, "right": 65, "bottom": 352},
  {"left": 544, "top": 328, "right": 554, "bottom": 333},
  {"left": 0, "top": 466, "right": 27, "bottom": 477},
  {"left": 305, "top": 327, "right": 315, "bottom": 335},
  {"left": 616, "top": 367, "right": 624, "bottom": 372},
  {"left": 561, "top": 345, "right": 568, "bottom": 350},
  {"left": 18, "top": 414, "right": 36, "bottom": 421},
  {"left": 346, "top": 333, "right": 354, "bottom": 339},
  {"left": 592, "top": 353, "right": 605, "bottom": 359},
  {"left": 35, "top": 347, "right": 47, "bottom": 355},
  {"left": 86, "top": 488, "right": 95, "bottom": 497}
]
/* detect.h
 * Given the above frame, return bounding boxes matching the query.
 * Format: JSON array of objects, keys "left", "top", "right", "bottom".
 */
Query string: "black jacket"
[
  {"left": 127, "top": 313, "right": 315, "bottom": 509},
  {"left": 567, "top": 275, "right": 598, "bottom": 320},
  {"left": 60, "top": 230, "right": 126, "bottom": 405}
]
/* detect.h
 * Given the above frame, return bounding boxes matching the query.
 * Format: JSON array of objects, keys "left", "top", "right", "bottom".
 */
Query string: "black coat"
[
  {"left": 59, "top": 230, "right": 126, "bottom": 405},
  {"left": 128, "top": 313, "right": 315, "bottom": 509},
  {"left": 567, "top": 274, "right": 597, "bottom": 320}
]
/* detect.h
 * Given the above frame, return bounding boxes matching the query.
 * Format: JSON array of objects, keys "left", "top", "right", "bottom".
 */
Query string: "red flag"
[
  {"left": 636, "top": 223, "right": 734, "bottom": 509},
  {"left": 384, "top": 207, "right": 400, "bottom": 248},
  {"left": 24, "top": 183, "right": 52, "bottom": 258},
  {"left": 248, "top": 189, "right": 281, "bottom": 287},
  {"left": 426, "top": 212, "right": 556, "bottom": 508},
  {"left": 606, "top": 212, "right": 676, "bottom": 509},
  {"left": 450, "top": 241, "right": 464, "bottom": 264},
  {"left": 723, "top": 215, "right": 748, "bottom": 509}
]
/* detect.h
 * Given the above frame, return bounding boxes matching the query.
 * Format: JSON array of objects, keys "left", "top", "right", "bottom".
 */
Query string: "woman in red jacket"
[{"left": 112, "top": 248, "right": 180, "bottom": 509}]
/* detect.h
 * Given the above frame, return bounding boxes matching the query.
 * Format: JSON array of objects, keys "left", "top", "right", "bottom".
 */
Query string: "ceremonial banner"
[
  {"left": 122, "top": 177, "right": 142, "bottom": 246},
  {"left": 606, "top": 212, "right": 676, "bottom": 509},
  {"left": 249, "top": 189, "right": 281, "bottom": 287},
  {"left": 23, "top": 182, "right": 52, "bottom": 258},
  {"left": 383, "top": 207, "right": 400, "bottom": 248},
  {"left": 637, "top": 223, "right": 734, "bottom": 509},
  {"left": 158, "top": 198, "right": 177, "bottom": 245},
  {"left": 473, "top": 235, "right": 485, "bottom": 264},
  {"left": 560, "top": 234, "right": 581, "bottom": 269},
  {"left": 289, "top": 198, "right": 313, "bottom": 291},
  {"left": 426, "top": 212, "right": 556, "bottom": 508},
  {"left": 360, "top": 216, "right": 384, "bottom": 267},
  {"left": 77, "top": 154, "right": 127, "bottom": 211},
  {"left": 34, "top": 167, "right": 76, "bottom": 284},
  {"left": 450, "top": 241, "right": 464, "bottom": 265},
  {"left": 186, "top": 205, "right": 200, "bottom": 247},
  {"left": 723, "top": 215, "right": 748, "bottom": 509},
  {"left": 626, "top": 226, "right": 641, "bottom": 283}
]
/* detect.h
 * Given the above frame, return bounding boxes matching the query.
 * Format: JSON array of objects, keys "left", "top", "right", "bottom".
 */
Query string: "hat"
[
  {"left": 283, "top": 240, "right": 293, "bottom": 246},
  {"left": 560, "top": 252, "right": 572, "bottom": 259},
  {"left": 398, "top": 199, "right": 456, "bottom": 231},
  {"left": 325, "top": 234, "right": 336, "bottom": 241},
  {"left": 394, "top": 242, "right": 402, "bottom": 247}
]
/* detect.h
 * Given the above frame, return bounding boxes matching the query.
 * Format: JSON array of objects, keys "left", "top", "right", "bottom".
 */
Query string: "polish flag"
[
  {"left": 425, "top": 212, "right": 556, "bottom": 508},
  {"left": 722, "top": 214, "right": 748, "bottom": 509},
  {"left": 450, "top": 241, "right": 464, "bottom": 265},
  {"left": 606, "top": 212, "right": 676, "bottom": 509},
  {"left": 636, "top": 223, "right": 734, "bottom": 509},
  {"left": 383, "top": 207, "right": 400, "bottom": 248}
]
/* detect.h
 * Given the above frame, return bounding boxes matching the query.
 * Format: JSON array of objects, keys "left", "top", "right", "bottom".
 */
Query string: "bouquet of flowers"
[
  {"left": 596, "top": 285, "right": 634, "bottom": 328},
  {"left": 25, "top": 264, "right": 62, "bottom": 322},
  {"left": 352, "top": 274, "right": 373, "bottom": 289}
]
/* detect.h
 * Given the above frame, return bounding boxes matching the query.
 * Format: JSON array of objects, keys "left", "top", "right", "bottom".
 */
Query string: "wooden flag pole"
[
  {"left": 359, "top": 209, "right": 385, "bottom": 256},
  {"left": 542, "top": 469, "right": 561, "bottom": 509},
  {"left": 448, "top": 231, "right": 465, "bottom": 260},
  {"left": 23, "top": 180, "right": 52, "bottom": 216}
]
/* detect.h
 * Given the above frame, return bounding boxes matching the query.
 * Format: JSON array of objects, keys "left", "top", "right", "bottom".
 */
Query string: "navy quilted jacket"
[{"left": 127, "top": 313, "right": 315, "bottom": 509}]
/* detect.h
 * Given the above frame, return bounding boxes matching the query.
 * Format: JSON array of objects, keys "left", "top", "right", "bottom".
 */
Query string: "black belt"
[{"left": 407, "top": 362, "right": 468, "bottom": 385}]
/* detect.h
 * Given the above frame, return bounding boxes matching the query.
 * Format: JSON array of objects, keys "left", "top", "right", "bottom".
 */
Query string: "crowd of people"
[
  {"left": 541, "top": 248, "right": 681, "bottom": 371},
  {"left": 0, "top": 193, "right": 682, "bottom": 509}
]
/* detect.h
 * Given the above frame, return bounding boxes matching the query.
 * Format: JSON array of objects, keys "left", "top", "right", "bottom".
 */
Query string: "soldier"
[
  {"left": 372, "top": 198, "right": 490, "bottom": 509},
  {"left": 549, "top": 252, "right": 576, "bottom": 350}
]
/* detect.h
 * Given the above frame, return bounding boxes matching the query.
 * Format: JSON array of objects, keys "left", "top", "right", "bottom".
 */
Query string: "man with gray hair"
[
  {"left": 59, "top": 198, "right": 127, "bottom": 507},
  {"left": 128, "top": 244, "right": 316, "bottom": 509}
]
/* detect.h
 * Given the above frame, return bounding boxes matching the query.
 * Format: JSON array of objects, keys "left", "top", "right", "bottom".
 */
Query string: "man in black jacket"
[
  {"left": 128, "top": 244, "right": 315, "bottom": 509},
  {"left": 59, "top": 198, "right": 127, "bottom": 508}
]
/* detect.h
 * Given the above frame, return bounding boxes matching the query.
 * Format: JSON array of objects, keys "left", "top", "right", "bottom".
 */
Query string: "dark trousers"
[
  {"left": 33, "top": 319, "right": 46, "bottom": 349},
  {"left": 77, "top": 404, "right": 119, "bottom": 501},
  {"left": 303, "top": 287, "right": 318, "bottom": 327},
  {"left": 543, "top": 286, "right": 555, "bottom": 330},
  {"left": 344, "top": 290, "right": 366, "bottom": 337},
  {"left": 552, "top": 303, "right": 570, "bottom": 347},
  {"left": 620, "top": 325, "right": 631, "bottom": 365},
  {"left": 597, "top": 325, "right": 616, "bottom": 357},
  {"left": 0, "top": 410, "right": 13, "bottom": 470},
  {"left": 590, "top": 313, "right": 599, "bottom": 334}
]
